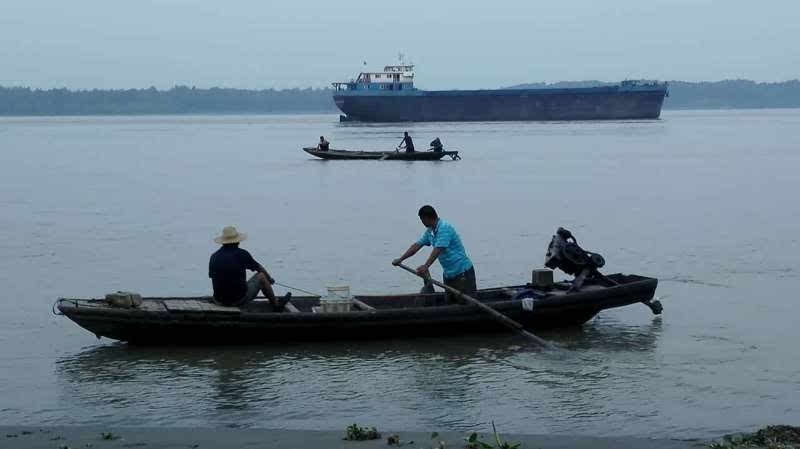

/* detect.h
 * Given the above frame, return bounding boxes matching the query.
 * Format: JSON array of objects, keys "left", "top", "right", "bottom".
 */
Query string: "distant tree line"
[
  {"left": 1, "top": 80, "right": 799, "bottom": 115},
  {"left": 663, "top": 79, "right": 800, "bottom": 109},
  {"left": 0, "top": 85, "right": 337, "bottom": 116},
  {"left": 511, "top": 79, "right": 800, "bottom": 110}
]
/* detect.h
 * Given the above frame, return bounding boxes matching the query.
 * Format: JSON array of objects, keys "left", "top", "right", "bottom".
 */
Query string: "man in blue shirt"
[{"left": 392, "top": 205, "right": 476, "bottom": 302}]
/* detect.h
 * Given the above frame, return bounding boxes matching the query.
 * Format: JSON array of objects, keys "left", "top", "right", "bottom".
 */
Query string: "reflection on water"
[
  {"left": 54, "top": 317, "right": 663, "bottom": 432},
  {"left": 562, "top": 315, "right": 662, "bottom": 352}
]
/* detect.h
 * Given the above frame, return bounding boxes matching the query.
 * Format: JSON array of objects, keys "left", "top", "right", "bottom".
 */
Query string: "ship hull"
[{"left": 334, "top": 87, "right": 667, "bottom": 122}]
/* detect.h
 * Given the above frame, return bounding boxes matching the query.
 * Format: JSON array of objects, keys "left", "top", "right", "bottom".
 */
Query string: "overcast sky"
[{"left": 2, "top": 0, "right": 798, "bottom": 90}]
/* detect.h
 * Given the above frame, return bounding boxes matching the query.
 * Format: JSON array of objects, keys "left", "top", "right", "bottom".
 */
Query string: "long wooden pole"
[{"left": 396, "top": 263, "right": 553, "bottom": 349}]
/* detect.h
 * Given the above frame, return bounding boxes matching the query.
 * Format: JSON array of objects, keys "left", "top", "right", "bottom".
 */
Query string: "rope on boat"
[{"left": 274, "top": 282, "right": 320, "bottom": 297}]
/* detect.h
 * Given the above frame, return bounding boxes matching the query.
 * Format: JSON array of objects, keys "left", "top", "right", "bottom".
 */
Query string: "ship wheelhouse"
[{"left": 332, "top": 64, "right": 417, "bottom": 92}]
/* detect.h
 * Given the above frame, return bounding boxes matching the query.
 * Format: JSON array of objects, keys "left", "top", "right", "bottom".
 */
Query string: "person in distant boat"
[
  {"left": 398, "top": 131, "right": 415, "bottom": 153},
  {"left": 392, "top": 205, "right": 476, "bottom": 302},
  {"left": 209, "top": 226, "right": 290, "bottom": 310},
  {"left": 430, "top": 137, "right": 444, "bottom": 153},
  {"left": 318, "top": 136, "right": 330, "bottom": 151}
]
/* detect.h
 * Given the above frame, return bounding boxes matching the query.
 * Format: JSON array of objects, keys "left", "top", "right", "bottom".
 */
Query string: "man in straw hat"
[{"left": 209, "top": 226, "right": 290, "bottom": 310}]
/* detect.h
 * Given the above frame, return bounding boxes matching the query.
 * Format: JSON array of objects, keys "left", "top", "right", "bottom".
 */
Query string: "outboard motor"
[
  {"left": 544, "top": 227, "right": 606, "bottom": 292},
  {"left": 541, "top": 227, "right": 663, "bottom": 314},
  {"left": 430, "top": 137, "right": 444, "bottom": 152}
]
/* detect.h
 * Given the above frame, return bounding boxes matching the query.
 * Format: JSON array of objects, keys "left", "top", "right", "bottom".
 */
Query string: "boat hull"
[
  {"left": 303, "top": 147, "right": 459, "bottom": 160},
  {"left": 334, "top": 87, "right": 667, "bottom": 122},
  {"left": 57, "top": 274, "right": 658, "bottom": 345}
]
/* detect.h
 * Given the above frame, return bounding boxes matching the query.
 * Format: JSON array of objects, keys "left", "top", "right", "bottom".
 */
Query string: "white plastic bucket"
[
  {"left": 321, "top": 298, "right": 351, "bottom": 313},
  {"left": 320, "top": 285, "right": 352, "bottom": 312},
  {"left": 326, "top": 285, "right": 351, "bottom": 299}
]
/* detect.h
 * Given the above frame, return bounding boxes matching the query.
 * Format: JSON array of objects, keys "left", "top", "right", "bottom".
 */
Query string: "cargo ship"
[{"left": 333, "top": 63, "right": 668, "bottom": 122}]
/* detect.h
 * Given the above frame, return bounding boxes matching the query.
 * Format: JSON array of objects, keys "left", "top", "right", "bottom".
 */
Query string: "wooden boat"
[
  {"left": 303, "top": 147, "right": 460, "bottom": 161},
  {"left": 56, "top": 274, "right": 659, "bottom": 345}
]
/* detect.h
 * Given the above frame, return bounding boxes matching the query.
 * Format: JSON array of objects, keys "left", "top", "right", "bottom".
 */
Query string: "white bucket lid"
[{"left": 325, "top": 285, "right": 351, "bottom": 298}]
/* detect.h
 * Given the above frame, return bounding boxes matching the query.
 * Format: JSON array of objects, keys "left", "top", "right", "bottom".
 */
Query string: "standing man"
[
  {"left": 392, "top": 205, "right": 476, "bottom": 302},
  {"left": 209, "top": 226, "right": 290, "bottom": 310},
  {"left": 398, "top": 131, "right": 415, "bottom": 153}
]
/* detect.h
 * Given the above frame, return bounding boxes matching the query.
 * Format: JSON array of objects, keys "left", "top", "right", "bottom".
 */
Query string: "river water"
[{"left": 0, "top": 110, "right": 798, "bottom": 438}]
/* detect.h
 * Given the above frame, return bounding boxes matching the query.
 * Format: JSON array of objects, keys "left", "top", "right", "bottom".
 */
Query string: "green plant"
[
  {"left": 464, "top": 423, "right": 521, "bottom": 449},
  {"left": 100, "top": 432, "right": 120, "bottom": 441},
  {"left": 387, "top": 434, "right": 413, "bottom": 446},
  {"left": 465, "top": 432, "right": 492, "bottom": 449},
  {"left": 708, "top": 425, "right": 800, "bottom": 449},
  {"left": 490, "top": 422, "right": 520, "bottom": 449},
  {"left": 344, "top": 423, "right": 381, "bottom": 441}
]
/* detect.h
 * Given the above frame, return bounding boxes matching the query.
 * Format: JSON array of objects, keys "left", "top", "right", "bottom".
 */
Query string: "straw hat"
[{"left": 213, "top": 226, "right": 247, "bottom": 244}]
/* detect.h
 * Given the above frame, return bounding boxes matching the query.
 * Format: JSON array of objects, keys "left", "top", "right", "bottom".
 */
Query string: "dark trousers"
[{"left": 444, "top": 266, "right": 477, "bottom": 304}]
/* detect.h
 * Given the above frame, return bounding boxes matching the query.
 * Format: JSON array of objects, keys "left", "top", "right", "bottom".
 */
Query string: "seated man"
[
  {"left": 318, "top": 136, "right": 330, "bottom": 151},
  {"left": 430, "top": 137, "right": 444, "bottom": 153},
  {"left": 209, "top": 226, "right": 290, "bottom": 310}
]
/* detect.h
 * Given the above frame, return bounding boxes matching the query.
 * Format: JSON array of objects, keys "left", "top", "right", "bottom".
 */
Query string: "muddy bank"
[{"left": 0, "top": 426, "right": 702, "bottom": 449}]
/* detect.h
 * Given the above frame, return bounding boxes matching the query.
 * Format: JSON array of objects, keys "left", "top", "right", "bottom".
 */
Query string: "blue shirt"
[{"left": 416, "top": 218, "right": 473, "bottom": 279}]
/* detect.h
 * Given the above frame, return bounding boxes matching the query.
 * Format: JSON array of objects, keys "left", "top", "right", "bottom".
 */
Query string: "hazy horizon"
[
  {"left": 3, "top": 0, "right": 798, "bottom": 90},
  {"left": 3, "top": 78, "right": 800, "bottom": 92}
]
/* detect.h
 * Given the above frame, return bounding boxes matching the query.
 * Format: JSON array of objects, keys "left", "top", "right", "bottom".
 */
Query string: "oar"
[{"left": 396, "top": 263, "right": 553, "bottom": 349}]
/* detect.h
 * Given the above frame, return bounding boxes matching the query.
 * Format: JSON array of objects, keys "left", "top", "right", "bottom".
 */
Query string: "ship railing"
[{"left": 332, "top": 82, "right": 355, "bottom": 91}]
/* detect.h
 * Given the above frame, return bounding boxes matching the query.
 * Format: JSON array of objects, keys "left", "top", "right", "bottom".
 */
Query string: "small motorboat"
[
  {"left": 57, "top": 274, "right": 657, "bottom": 345},
  {"left": 303, "top": 147, "right": 460, "bottom": 161},
  {"left": 56, "top": 228, "right": 661, "bottom": 345}
]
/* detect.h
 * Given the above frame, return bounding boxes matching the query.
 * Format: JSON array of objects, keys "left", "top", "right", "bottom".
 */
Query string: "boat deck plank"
[
  {"left": 164, "top": 300, "right": 241, "bottom": 313},
  {"left": 284, "top": 303, "right": 301, "bottom": 313},
  {"left": 138, "top": 301, "right": 167, "bottom": 312}
]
